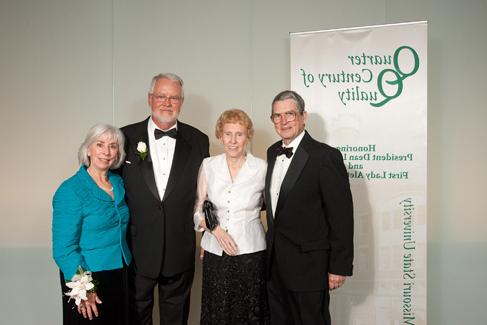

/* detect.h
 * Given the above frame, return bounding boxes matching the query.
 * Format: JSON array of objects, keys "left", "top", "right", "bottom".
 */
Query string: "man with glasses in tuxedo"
[
  {"left": 119, "top": 73, "right": 209, "bottom": 325},
  {"left": 265, "top": 90, "right": 354, "bottom": 325}
]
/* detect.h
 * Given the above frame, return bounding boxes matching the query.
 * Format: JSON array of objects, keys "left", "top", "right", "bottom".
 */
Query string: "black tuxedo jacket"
[
  {"left": 120, "top": 118, "right": 209, "bottom": 278},
  {"left": 265, "top": 131, "right": 353, "bottom": 291}
]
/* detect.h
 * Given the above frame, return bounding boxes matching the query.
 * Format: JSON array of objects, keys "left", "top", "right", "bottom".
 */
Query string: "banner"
[{"left": 290, "top": 22, "right": 427, "bottom": 324}]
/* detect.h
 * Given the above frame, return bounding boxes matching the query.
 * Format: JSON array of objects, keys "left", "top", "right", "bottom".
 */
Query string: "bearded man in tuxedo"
[{"left": 119, "top": 73, "right": 209, "bottom": 325}]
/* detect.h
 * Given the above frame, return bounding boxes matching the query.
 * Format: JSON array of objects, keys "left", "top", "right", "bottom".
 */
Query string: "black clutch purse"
[{"left": 203, "top": 200, "right": 219, "bottom": 231}]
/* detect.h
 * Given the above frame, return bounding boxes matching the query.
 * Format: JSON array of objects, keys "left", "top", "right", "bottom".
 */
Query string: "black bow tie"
[
  {"left": 154, "top": 128, "right": 177, "bottom": 140},
  {"left": 276, "top": 146, "right": 293, "bottom": 158}
]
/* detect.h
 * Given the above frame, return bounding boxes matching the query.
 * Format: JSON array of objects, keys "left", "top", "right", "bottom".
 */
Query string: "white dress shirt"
[
  {"left": 148, "top": 118, "right": 177, "bottom": 200},
  {"left": 270, "top": 130, "right": 306, "bottom": 216},
  {"left": 193, "top": 153, "right": 267, "bottom": 256}
]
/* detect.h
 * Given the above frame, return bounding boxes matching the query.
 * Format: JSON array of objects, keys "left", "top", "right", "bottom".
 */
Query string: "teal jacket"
[{"left": 52, "top": 166, "right": 132, "bottom": 280}]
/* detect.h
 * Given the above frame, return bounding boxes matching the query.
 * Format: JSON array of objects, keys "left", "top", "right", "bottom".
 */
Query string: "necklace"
[
  {"left": 87, "top": 168, "right": 113, "bottom": 192},
  {"left": 226, "top": 155, "right": 246, "bottom": 182}
]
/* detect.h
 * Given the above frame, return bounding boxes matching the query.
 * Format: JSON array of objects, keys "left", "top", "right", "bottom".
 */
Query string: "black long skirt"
[
  {"left": 201, "top": 250, "right": 269, "bottom": 325},
  {"left": 59, "top": 267, "right": 128, "bottom": 325}
]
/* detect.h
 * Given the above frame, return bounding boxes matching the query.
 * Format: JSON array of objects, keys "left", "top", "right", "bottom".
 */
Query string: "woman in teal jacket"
[{"left": 52, "top": 124, "right": 132, "bottom": 325}]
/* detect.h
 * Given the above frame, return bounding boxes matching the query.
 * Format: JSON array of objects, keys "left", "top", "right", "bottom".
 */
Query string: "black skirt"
[
  {"left": 59, "top": 267, "right": 128, "bottom": 325},
  {"left": 201, "top": 250, "right": 269, "bottom": 325}
]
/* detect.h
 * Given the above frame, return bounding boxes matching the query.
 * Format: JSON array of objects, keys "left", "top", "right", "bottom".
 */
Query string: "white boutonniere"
[
  {"left": 137, "top": 141, "right": 148, "bottom": 160},
  {"left": 65, "top": 266, "right": 97, "bottom": 306}
]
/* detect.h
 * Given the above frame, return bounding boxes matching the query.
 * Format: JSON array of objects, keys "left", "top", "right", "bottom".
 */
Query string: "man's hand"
[{"left": 328, "top": 273, "right": 346, "bottom": 290}]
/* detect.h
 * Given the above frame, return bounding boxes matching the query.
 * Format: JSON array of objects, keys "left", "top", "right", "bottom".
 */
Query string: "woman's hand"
[
  {"left": 77, "top": 292, "right": 102, "bottom": 320},
  {"left": 199, "top": 218, "right": 207, "bottom": 231},
  {"left": 212, "top": 226, "right": 238, "bottom": 256}
]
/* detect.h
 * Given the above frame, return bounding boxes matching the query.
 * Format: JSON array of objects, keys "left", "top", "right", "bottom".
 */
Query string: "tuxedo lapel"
[
  {"left": 135, "top": 124, "right": 161, "bottom": 201},
  {"left": 162, "top": 127, "right": 191, "bottom": 201},
  {"left": 275, "top": 135, "right": 310, "bottom": 217},
  {"left": 265, "top": 144, "right": 279, "bottom": 222}
]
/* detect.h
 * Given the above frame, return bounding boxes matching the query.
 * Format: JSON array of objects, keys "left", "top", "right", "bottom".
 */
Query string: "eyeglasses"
[
  {"left": 270, "top": 111, "right": 299, "bottom": 123},
  {"left": 151, "top": 94, "right": 183, "bottom": 103}
]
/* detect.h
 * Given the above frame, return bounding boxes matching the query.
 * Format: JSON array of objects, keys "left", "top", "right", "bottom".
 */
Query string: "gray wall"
[{"left": 1, "top": 0, "right": 486, "bottom": 324}]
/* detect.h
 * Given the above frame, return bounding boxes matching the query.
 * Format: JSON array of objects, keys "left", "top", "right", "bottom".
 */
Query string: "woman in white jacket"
[{"left": 194, "top": 109, "right": 269, "bottom": 325}]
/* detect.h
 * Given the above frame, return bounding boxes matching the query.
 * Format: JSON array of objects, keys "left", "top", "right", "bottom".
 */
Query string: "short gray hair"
[
  {"left": 271, "top": 90, "right": 306, "bottom": 114},
  {"left": 149, "top": 73, "right": 185, "bottom": 98},
  {"left": 78, "top": 124, "right": 126, "bottom": 169}
]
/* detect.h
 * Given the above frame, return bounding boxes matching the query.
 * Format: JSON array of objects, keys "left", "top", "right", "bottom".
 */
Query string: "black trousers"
[
  {"left": 60, "top": 267, "right": 128, "bottom": 325},
  {"left": 267, "top": 260, "right": 330, "bottom": 325},
  {"left": 128, "top": 266, "right": 194, "bottom": 325}
]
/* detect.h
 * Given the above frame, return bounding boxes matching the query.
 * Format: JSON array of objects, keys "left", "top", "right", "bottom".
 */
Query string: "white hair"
[
  {"left": 149, "top": 73, "right": 185, "bottom": 98},
  {"left": 78, "top": 124, "right": 126, "bottom": 169}
]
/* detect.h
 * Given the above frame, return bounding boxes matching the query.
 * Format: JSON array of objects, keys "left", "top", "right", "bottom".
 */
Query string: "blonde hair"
[{"left": 215, "top": 109, "right": 254, "bottom": 140}]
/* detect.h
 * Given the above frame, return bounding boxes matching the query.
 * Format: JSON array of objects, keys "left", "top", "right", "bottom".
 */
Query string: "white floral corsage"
[
  {"left": 136, "top": 141, "right": 148, "bottom": 160},
  {"left": 65, "top": 266, "right": 97, "bottom": 306}
]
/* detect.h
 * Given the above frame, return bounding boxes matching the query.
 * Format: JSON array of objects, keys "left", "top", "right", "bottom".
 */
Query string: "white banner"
[{"left": 291, "top": 22, "right": 427, "bottom": 324}]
